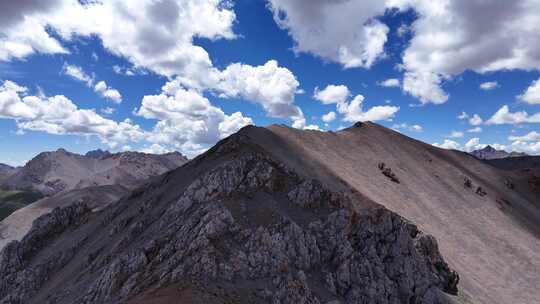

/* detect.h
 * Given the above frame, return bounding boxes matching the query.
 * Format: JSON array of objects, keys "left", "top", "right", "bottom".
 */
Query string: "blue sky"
[{"left": 1, "top": 0, "right": 540, "bottom": 165}]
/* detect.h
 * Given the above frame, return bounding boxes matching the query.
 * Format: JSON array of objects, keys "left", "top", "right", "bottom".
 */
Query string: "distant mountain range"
[
  {"left": 0, "top": 163, "right": 19, "bottom": 184},
  {"left": 470, "top": 145, "right": 527, "bottom": 160},
  {"left": 1, "top": 123, "right": 538, "bottom": 304},
  {"left": 1, "top": 149, "right": 188, "bottom": 196}
]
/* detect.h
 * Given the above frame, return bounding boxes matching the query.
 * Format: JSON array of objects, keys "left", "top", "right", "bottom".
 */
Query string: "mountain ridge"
[
  {"left": 0, "top": 124, "right": 461, "bottom": 304},
  {"left": 470, "top": 145, "right": 527, "bottom": 160},
  {"left": 0, "top": 123, "right": 538, "bottom": 304},
  {"left": 1, "top": 149, "right": 188, "bottom": 196}
]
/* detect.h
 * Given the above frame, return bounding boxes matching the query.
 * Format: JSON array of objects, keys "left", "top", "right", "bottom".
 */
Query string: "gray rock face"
[{"left": 0, "top": 133, "right": 458, "bottom": 304}]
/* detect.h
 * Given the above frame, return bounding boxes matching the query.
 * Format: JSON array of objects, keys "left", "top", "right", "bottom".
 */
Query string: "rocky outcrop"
[
  {"left": 0, "top": 203, "right": 91, "bottom": 303},
  {"left": 0, "top": 138, "right": 458, "bottom": 303}
]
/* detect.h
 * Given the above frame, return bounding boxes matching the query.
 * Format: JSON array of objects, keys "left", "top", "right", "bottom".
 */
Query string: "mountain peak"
[
  {"left": 471, "top": 145, "right": 527, "bottom": 160},
  {"left": 85, "top": 149, "right": 112, "bottom": 159}
]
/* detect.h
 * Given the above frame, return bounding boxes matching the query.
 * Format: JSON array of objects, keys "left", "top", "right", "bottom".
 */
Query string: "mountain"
[
  {"left": 85, "top": 149, "right": 112, "bottom": 159},
  {"left": 470, "top": 145, "right": 527, "bottom": 160},
  {"left": 1, "top": 149, "right": 188, "bottom": 196},
  {"left": 0, "top": 123, "right": 538, "bottom": 304},
  {"left": 0, "top": 163, "right": 19, "bottom": 184},
  {"left": 0, "top": 185, "right": 127, "bottom": 251}
]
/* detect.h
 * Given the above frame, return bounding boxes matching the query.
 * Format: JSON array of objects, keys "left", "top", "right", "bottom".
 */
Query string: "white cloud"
[
  {"left": 469, "top": 114, "right": 483, "bottom": 126},
  {"left": 338, "top": 95, "right": 399, "bottom": 122},
  {"left": 479, "top": 81, "right": 499, "bottom": 90},
  {"left": 378, "top": 78, "right": 401, "bottom": 88},
  {"left": 395, "top": 1, "right": 540, "bottom": 104},
  {"left": 0, "top": 0, "right": 236, "bottom": 81},
  {"left": 486, "top": 105, "right": 540, "bottom": 125},
  {"left": 464, "top": 138, "right": 485, "bottom": 152},
  {"left": 303, "top": 124, "right": 322, "bottom": 131},
  {"left": 0, "top": 80, "right": 144, "bottom": 148},
  {"left": 137, "top": 83, "right": 252, "bottom": 157},
  {"left": 457, "top": 111, "right": 469, "bottom": 120},
  {"left": 314, "top": 84, "right": 399, "bottom": 122},
  {"left": 467, "top": 127, "right": 482, "bottom": 133},
  {"left": 140, "top": 143, "right": 173, "bottom": 155},
  {"left": 313, "top": 85, "right": 350, "bottom": 105},
  {"left": 112, "top": 65, "right": 139, "bottom": 76},
  {"left": 322, "top": 111, "right": 336, "bottom": 123},
  {"left": 63, "top": 63, "right": 93, "bottom": 86},
  {"left": 216, "top": 60, "right": 302, "bottom": 119},
  {"left": 518, "top": 78, "right": 540, "bottom": 104},
  {"left": 94, "top": 81, "right": 122, "bottom": 104},
  {"left": 509, "top": 131, "right": 540, "bottom": 142},
  {"left": 433, "top": 139, "right": 460, "bottom": 150},
  {"left": 392, "top": 123, "right": 423, "bottom": 132},
  {"left": 63, "top": 64, "right": 122, "bottom": 103},
  {"left": 100, "top": 107, "right": 116, "bottom": 115},
  {"left": 448, "top": 131, "right": 464, "bottom": 138},
  {"left": 508, "top": 140, "right": 540, "bottom": 155},
  {"left": 266, "top": 0, "right": 388, "bottom": 68},
  {"left": 402, "top": 71, "right": 448, "bottom": 104}
]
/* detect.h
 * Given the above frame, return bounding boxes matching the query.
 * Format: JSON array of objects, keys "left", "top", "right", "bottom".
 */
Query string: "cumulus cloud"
[
  {"left": 467, "top": 127, "right": 482, "bottom": 133},
  {"left": 448, "top": 131, "right": 464, "bottom": 138},
  {"left": 100, "top": 107, "right": 116, "bottom": 115},
  {"left": 486, "top": 105, "right": 540, "bottom": 125},
  {"left": 140, "top": 143, "right": 173, "bottom": 155},
  {"left": 457, "top": 111, "right": 469, "bottom": 120},
  {"left": 469, "top": 114, "right": 483, "bottom": 126},
  {"left": 479, "top": 81, "right": 499, "bottom": 90},
  {"left": 433, "top": 139, "right": 460, "bottom": 150},
  {"left": 464, "top": 138, "right": 484, "bottom": 152},
  {"left": 0, "top": 80, "right": 144, "bottom": 148},
  {"left": 94, "top": 81, "right": 122, "bottom": 104},
  {"left": 63, "top": 64, "right": 122, "bottom": 103},
  {"left": 518, "top": 77, "right": 540, "bottom": 104},
  {"left": 392, "top": 123, "right": 423, "bottom": 132},
  {"left": 314, "top": 84, "right": 399, "bottom": 122},
  {"left": 0, "top": 0, "right": 236, "bottom": 80},
  {"left": 509, "top": 131, "right": 540, "bottom": 142},
  {"left": 395, "top": 0, "right": 540, "bottom": 104},
  {"left": 378, "top": 78, "right": 401, "bottom": 88},
  {"left": 216, "top": 60, "right": 302, "bottom": 119},
  {"left": 137, "top": 82, "right": 252, "bottom": 156},
  {"left": 266, "top": 0, "right": 388, "bottom": 68},
  {"left": 313, "top": 85, "right": 350, "bottom": 105},
  {"left": 63, "top": 63, "right": 93, "bottom": 86},
  {"left": 322, "top": 111, "right": 336, "bottom": 123},
  {"left": 266, "top": 1, "right": 540, "bottom": 105}
]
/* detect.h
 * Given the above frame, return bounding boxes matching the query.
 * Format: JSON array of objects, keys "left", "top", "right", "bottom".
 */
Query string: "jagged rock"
[
  {"left": 475, "top": 186, "right": 487, "bottom": 196},
  {"left": 464, "top": 178, "right": 472, "bottom": 188},
  {"left": 504, "top": 179, "right": 514, "bottom": 190},
  {"left": 378, "top": 162, "right": 400, "bottom": 183}
]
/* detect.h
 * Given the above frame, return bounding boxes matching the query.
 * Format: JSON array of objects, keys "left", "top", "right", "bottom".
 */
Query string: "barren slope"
[{"left": 242, "top": 122, "right": 540, "bottom": 304}]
